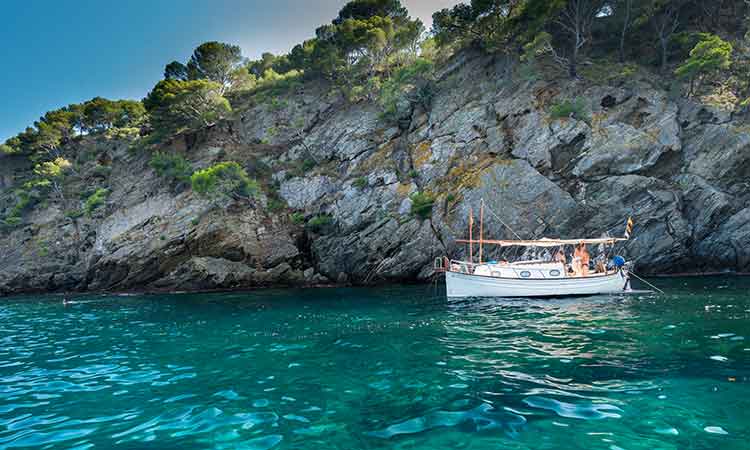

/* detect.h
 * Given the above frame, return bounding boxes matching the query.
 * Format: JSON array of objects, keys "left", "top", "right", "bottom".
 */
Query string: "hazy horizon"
[{"left": 1, "top": 0, "right": 461, "bottom": 142}]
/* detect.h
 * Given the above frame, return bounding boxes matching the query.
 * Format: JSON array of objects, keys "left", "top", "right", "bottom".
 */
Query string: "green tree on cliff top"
[{"left": 675, "top": 33, "right": 733, "bottom": 96}]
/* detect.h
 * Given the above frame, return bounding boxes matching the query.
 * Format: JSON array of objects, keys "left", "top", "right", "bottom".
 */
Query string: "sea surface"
[{"left": 0, "top": 277, "right": 749, "bottom": 449}]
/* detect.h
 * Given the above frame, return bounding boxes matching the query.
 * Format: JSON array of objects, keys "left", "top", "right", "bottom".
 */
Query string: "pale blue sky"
[{"left": 0, "top": 0, "right": 461, "bottom": 142}]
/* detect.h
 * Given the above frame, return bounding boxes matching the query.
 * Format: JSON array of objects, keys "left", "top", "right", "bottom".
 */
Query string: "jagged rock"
[
  {"left": 511, "top": 114, "right": 589, "bottom": 171},
  {"left": 586, "top": 86, "right": 633, "bottom": 114},
  {"left": 572, "top": 121, "right": 680, "bottom": 177},
  {"left": 676, "top": 174, "right": 739, "bottom": 241},
  {"left": 451, "top": 160, "right": 579, "bottom": 246},
  {"left": 280, "top": 176, "right": 337, "bottom": 210},
  {"left": 330, "top": 182, "right": 402, "bottom": 231},
  {"left": 579, "top": 175, "right": 691, "bottom": 272},
  {"left": 299, "top": 103, "right": 395, "bottom": 163},
  {"left": 312, "top": 217, "right": 438, "bottom": 283},
  {"left": 683, "top": 124, "right": 750, "bottom": 196},
  {"left": 694, "top": 208, "right": 750, "bottom": 272},
  {"left": 161, "top": 256, "right": 256, "bottom": 289},
  {"left": 678, "top": 98, "right": 733, "bottom": 129},
  {"left": 572, "top": 88, "right": 682, "bottom": 178}
]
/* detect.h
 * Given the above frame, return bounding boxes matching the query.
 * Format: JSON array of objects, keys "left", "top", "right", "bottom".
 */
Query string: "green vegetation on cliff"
[
  {"left": 191, "top": 162, "right": 259, "bottom": 203},
  {"left": 2, "top": 0, "right": 750, "bottom": 229}
]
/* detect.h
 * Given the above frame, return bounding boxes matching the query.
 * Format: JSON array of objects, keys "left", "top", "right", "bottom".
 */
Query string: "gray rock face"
[
  {"left": 280, "top": 176, "right": 337, "bottom": 210},
  {"left": 2, "top": 51, "right": 750, "bottom": 296},
  {"left": 312, "top": 217, "right": 438, "bottom": 284},
  {"left": 573, "top": 90, "right": 681, "bottom": 178},
  {"left": 684, "top": 124, "right": 750, "bottom": 195},
  {"left": 579, "top": 175, "right": 690, "bottom": 272},
  {"left": 455, "top": 160, "right": 579, "bottom": 240},
  {"left": 694, "top": 208, "right": 750, "bottom": 272},
  {"left": 512, "top": 115, "right": 589, "bottom": 172}
]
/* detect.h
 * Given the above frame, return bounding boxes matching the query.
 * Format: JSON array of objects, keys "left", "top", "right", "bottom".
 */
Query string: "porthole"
[
  {"left": 549, "top": 269, "right": 561, "bottom": 277},
  {"left": 520, "top": 271, "right": 531, "bottom": 278}
]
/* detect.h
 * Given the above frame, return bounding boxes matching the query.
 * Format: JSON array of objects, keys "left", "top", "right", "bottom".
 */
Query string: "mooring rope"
[{"left": 628, "top": 270, "right": 665, "bottom": 294}]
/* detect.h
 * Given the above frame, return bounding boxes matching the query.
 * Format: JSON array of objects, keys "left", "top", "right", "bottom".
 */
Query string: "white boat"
[
  {"left": 438, "top": 203, "right": 633, "bottom": 298},
  {"left": 444, "top": 262, "right": 630, "bottom": 298}
]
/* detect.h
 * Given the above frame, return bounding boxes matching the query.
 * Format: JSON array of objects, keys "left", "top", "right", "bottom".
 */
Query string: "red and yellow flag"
[{"left": 625, "top": 217, "right": 634, "bottom": 238}]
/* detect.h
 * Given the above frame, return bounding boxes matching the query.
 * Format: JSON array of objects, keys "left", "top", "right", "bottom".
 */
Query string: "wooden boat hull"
[{"left": 445, "top": 270, "right": 630, "bottom": 298}]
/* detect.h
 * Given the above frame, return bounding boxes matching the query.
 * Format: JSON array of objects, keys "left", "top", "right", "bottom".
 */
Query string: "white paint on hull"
[{"left": 446, "top": 270, "right": 629, "bottom": 298}]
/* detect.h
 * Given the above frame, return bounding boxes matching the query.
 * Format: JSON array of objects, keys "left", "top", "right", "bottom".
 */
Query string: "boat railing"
[
  {"left": 441, "top": 258, "right": 618, "bottom": 278},
  {"left": 443, "top": 259, "right": 479, "bottom": 274},
  {"left": 433, "top": 257, "right": 448, "bottom": 272}
]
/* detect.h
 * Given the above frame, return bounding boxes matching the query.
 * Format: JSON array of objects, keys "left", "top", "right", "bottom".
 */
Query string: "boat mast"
[
  {"left": 479, "top": 200, "right": 484, "bottom": 264},
  {"left": 468, "top": 207, "right": 473, "bottom": 263}
]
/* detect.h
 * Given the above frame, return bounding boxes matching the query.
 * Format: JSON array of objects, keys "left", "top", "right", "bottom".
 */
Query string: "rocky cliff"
[{"left": 1, "top": 52, "right": 749, "bottom": 295}]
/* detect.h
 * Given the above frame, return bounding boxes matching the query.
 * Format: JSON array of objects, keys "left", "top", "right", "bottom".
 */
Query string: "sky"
[{"left": 0, "top": 0, "right": 462, "bottom": 142}]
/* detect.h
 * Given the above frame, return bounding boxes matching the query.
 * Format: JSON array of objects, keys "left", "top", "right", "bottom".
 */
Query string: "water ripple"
[{"left": 0, "top": 282, "right": 747, "bottom": 448}]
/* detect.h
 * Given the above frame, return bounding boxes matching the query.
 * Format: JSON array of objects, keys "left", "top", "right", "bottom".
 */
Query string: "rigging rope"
[{"left": 482, "top": 201, "right": 524, "bottom": 240}]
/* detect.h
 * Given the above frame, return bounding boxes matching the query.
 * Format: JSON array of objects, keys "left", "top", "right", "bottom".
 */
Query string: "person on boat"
[
  {"left": 553, "top": 248, "right": 566, "bottom": 264},
  {"left": 578, "top": 243, "right": 591, "bottom": 276},
  {"left": 570, "top": 244, "right": 583, "bottom": 277}
]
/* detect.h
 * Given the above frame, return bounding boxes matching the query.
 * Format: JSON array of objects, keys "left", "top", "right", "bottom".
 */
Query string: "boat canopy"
[{"left": 455, "top": 237, "right": 628, "bottom": 247}]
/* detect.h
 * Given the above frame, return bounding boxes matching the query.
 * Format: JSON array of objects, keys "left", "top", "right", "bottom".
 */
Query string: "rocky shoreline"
[{"left": 2, "top": 52, "right": 749, "bottom": 296}]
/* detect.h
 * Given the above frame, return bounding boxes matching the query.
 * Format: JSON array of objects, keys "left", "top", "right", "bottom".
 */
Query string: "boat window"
[
  {"left": 520, "top": 271, "right": 531, "bottom": 278},
  {"left": 549, "top": 269, "right": 561, "bottom": 277}
]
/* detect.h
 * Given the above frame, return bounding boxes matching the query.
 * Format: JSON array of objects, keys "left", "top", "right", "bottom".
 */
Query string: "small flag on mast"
[{"left": 625, "top": 217, "right": 634, "bottom": 239}]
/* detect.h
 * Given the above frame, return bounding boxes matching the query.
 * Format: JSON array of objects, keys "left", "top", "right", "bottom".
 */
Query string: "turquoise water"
[{"left": 1, "top": 278, "right": 749, "bottom": 449}]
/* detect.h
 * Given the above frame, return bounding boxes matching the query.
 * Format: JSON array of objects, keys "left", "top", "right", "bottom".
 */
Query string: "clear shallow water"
[{"left": 0, "top": 278, "right": 749, "bottom": 449}]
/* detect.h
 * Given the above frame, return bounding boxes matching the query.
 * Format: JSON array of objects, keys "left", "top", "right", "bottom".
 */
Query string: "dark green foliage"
[
  {"left": 8, "top": 183, "right": 49, "bottom": 220},
  {"left": 267, "top": 197, "right": 286, "bottom": 212},
  {"left": 334, "top": 0, "right": 407, "bottom": 23},
  {"left": 144, "top": 79, "right": 231, "bottom": 134},
  {"left": 84, "top": 188, "right": 109, "bottom": 216},
  {"left": 245, "top": 69, "right": 304, "bottom": 102},
  {"left": 164, "top": 61, "right": 189, "bottom": 81},
  {"left": 378, "top": 58, "right": 435, "bottom": 121},
  {"left": 80, "top": 97, "right": 146, "bottom": 132},
  {"left": 2, "top": 97, "right": 145, "bottom": 161},
  {"left": 432, "top": 0, "right": 564, "bottom": 52},
  {"left": 92, "top": 164, "right": 112, "bottom": 179},
  {"left": 186, "top": 42, "right": 244, "bottom": 93},
  {"left": 149, "top": 152, "right": 193, "bottom": 188},
  {"left": 65, "top": 209, "right": 84, "bottom": 220},
  {"left": 306, "top": 214, "right": 334, "bottom": 233},
  {"left": 282, "top": 0, "right": 423, "bottom": 83},
  {"left": 247, "top": 53, "right": 292, "bottom": 77},
  {"left": 410, "top": 192, "right": 434, "bottom": 220},
  {"left": 407, "top": 169, "right": 419, "bottom": 178},
  {"left": 290, "top": 212, "right": 306, "bottom": 225},
  {"left": 0, "top": 143, "right": 18, "bottom": 155},
  {"left": 191, "top": 162, "right": 259, "bottom": 202},
  {"left": 353, "top": 177, "right": 368, "bottom": 189},
  {"left": 675, "top": 33, "right": 733, "bottom": 96},
  {"left": 549, "top": 97, "right": 589, "bottom": 121},
  {"left": 301, "top": 158, "right": 316, "bottom": 172},
  {"left": 1, "top": 216, "right": 22, "bottom": 229}
]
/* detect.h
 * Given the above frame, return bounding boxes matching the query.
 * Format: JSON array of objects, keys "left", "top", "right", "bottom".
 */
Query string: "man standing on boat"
[{"left": 573, "top": 243, "right": 591, "bottom": 276}]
